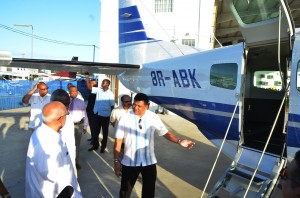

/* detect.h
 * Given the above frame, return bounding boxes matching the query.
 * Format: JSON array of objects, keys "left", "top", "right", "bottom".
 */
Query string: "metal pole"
[
  {"left": 31, "top": 25, "right": 33, "bottom": 58},
  {"left": 14, "top": 24, "right": 34, "bottom": 58},
  {"left": 93, "top": 45, "right": 95, "bottom": 62}
]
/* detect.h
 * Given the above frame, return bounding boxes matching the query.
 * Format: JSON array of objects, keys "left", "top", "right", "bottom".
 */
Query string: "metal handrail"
[{"left": 200, "top": 97, "right": 240, "bottom": 198}]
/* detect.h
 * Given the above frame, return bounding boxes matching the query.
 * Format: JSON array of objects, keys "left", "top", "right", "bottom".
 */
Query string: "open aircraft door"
[{"left": 206, "top": 0, "right": 295, "bottom": 197}]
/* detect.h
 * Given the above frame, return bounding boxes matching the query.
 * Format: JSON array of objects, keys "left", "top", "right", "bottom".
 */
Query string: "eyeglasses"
[
  {"left": 138, "top": 119, "right": 142, "bottom": 129},
  {"left": 280, "top": 167, "right": 287, "bottom": 180},
  {"left": 57, "top": 111, "right": 70, "bottom": 121}
]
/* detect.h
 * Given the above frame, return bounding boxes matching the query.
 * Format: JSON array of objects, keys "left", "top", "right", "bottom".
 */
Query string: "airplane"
[{"left": 1, "top": 0, "right": 299, "bottom": 197}]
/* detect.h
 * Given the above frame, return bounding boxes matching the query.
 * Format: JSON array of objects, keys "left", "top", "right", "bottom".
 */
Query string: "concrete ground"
[{"left": 0, "top": 107, "right": 283, "bottom": 197}]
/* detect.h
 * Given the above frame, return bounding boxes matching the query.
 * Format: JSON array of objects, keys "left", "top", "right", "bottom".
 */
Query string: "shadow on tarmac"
[{"left": 0, "top": 107, "right": 233, "bottom": 198}]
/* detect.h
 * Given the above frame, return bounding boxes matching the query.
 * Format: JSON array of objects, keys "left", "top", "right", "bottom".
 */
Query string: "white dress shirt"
[
  {"left": 61, "top": 115, "right": 77, "bottom": 173},
  {"left": 28, "top": 93, "right": 51, "bottom": 129},
  {"left": 115, "top": 110, "right": 168, "bottom": 167},
  {"left": 26, "top": 123, "right": 82, "bottom": 198}
]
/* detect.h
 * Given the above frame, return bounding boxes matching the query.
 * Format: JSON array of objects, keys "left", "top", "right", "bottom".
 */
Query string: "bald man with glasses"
[{"left": 25, "top": 101, "right": 82, "bottom": 197}]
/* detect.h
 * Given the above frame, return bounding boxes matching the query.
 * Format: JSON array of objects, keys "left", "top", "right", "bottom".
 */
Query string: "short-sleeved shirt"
[
  {"left": 28, "top": 93, "right": 51, "bottom": 129},
  {"left": 115, "top": 110, "right": 168, "bottom": 167},
  {"left": 91, "top": 87, "right": 114, "bottom": 117},
  {"left": 26, "top": 123, "right": 82, "bottom": 198},
  {"left": 110, "top": 106, "right": 131, "bottom": 128},
  {"left": 61, "top": 115, "right": 76, "bottom": 172}
]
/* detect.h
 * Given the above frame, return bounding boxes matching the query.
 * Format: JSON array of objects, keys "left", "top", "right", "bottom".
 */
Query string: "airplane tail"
[{"left": 119, "top": 0, "right": 203, "bottom": 65}]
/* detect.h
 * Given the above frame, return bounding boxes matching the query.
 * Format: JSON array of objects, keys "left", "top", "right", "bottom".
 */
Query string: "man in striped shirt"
[{"left": 113, "top": 93, "right": 195, "bottom": 198}]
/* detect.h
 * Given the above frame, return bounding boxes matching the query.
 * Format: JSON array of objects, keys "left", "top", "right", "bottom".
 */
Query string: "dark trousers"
[
  {"left": 92, "top": 114, "right": 110, "bottom": 150},
  {"left": 120, "top": 164, "right": 157, "bottom": 198},
  {"left": 87, "top": 110, "right": 95, "bottom": 142}
]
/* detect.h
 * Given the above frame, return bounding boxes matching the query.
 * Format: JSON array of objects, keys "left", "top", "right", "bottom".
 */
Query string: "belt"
[{"left": 74, "top": 119, "right": 84, "bottom": 125}]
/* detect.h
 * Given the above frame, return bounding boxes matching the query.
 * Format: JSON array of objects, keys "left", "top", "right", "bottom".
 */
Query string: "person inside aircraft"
[
  {"left": 113, "top": 93, "right": 195, "bottom": 198},
  {"left": 281, "top": 150, "right": 300, "bottom": 198},
  {"left": 22, "top": 82, "right": 51, "bottom": 130}
]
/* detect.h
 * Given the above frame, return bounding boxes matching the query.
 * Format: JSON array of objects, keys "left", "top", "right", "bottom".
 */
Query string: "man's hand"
[
  {"left": 83, "top": 128, "right": 87, "bottom": 134},
  {"left": 33, "top": 82, "right": 39, "bottom": 91},
  {"left": 179, "top": 139, "right": 195, "bottom": 149},
  {"left": 114, "top": 161, "right": 121, "bottom": 177}
]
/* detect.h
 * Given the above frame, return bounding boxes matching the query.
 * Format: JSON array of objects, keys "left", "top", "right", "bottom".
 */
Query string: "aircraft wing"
[
  {"left": 0, "top": 52, "right": 140, "bottom": 75},
  {"left": 10, "top": 58, "right": 140, "bottom": 75}
]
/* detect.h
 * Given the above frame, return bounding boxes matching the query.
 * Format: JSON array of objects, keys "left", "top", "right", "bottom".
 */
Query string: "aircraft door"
[{"left": 286, "top": 34, "right": 300, "bottom": 162}]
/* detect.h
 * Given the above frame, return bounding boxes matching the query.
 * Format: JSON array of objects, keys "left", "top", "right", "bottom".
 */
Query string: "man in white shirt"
[
  {"left": 25, "top": 101, "right": 82, "bottom": 198},
  {"left": 22, "top": 82, "right": 51, "bottom": 130},
  {"left": 51, "top": 89, "right": 77, "bottom": 175},
  {"left": 110, "top": 94, "right": 132, "bottom": 128},
  {"left": 113, "top": 93, "right": 195, "bottom": 198}
]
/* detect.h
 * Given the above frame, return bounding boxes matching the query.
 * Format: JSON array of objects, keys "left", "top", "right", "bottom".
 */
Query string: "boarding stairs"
[
  {"left": 201, "top": 82, "right": 289, "bottom": 198},
  {"left": 207, "top": 146, "right": 286, "bottom": 198}
]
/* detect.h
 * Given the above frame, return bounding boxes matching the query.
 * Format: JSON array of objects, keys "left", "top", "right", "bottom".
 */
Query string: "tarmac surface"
[{"left": 0, "top": 107, "right": 283, "bottom": 197}]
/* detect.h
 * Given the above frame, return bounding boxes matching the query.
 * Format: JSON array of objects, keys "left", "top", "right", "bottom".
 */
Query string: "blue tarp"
[{"left": 0, "top": 80, "right": 89, "bottom": 110}]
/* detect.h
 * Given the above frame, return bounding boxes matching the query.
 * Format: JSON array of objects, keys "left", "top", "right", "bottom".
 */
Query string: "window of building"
[
  {"left": 254, "top": 71, "right": 282, "bottom": 91},
  {"left": 210, "top": 63, "right": 237, "bottom": 90},
  {"left": 155, "top": 0, "right": 173, "bottom": 13},
  {"left": 182, "top": 39, "right": 195, "bottom": 47}
]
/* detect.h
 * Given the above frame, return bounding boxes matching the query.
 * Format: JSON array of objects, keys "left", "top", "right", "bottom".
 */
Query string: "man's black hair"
[
  {"left": 121, "top": 94, "right": 130, "bottom": 102},
  {"left": 134, "top": 93, "right": 149, "bottom": 105},
  {"left": 51, "top": 89, "right": 70, "bottom": 108},
  {"left": 103, "top": 79, "right": 110, "bottom": 85}
]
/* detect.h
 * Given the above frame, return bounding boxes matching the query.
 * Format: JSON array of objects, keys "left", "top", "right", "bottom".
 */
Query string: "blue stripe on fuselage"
[
  {"left": 148, "top": 96, "right": 240, "bottom": 141},
  {"left": 119, "top": 21, "right": 145, "bottom": 34},
  {"left": 287, "top": 113, "right": 300, "bottom": 147}
]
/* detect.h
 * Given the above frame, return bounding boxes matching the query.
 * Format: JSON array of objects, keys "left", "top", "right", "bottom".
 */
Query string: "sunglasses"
[{"left": 138, "top": 119, "right": 142, "bottom": 129}]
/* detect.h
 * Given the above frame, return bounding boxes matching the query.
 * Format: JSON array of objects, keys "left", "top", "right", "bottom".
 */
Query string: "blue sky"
[{"left": 0, "top": 0, "right": 100, "bottom": 62}]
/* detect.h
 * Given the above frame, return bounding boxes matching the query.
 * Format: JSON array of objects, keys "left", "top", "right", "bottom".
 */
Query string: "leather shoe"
[
  {"left": 100, "top": 148, "right": 105, "bottom": 153},
  {"left": 88, "top": 146, "right": 98, "bottom": 151}
]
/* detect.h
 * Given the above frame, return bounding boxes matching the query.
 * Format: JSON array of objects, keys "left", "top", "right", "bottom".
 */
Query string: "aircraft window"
[
  {"left": 233, "top": 0, "right": 280, "bottom": 24},
  {"left": 297, "top": 61, "right": 300, "bottom": 91},
  {"left": 210, "top": 63, "right": 237, "bottom": 90},
  {"left": 253, "top": 71, "right": 282, "bottom": 91}
]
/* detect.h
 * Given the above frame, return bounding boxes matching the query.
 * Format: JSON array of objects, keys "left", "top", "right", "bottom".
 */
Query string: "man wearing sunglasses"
[
  {"left": 22, "top": 82, "right": 51, "bottom": 130},
  {"left": 113, "top": 93, "right": 195, "bottom": 198},
  {"left": 110, "top": 94, "right": 132, "bottom": 128},
  {"left": 282, "top": 150, "right": 300, "bottom": 198}
]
